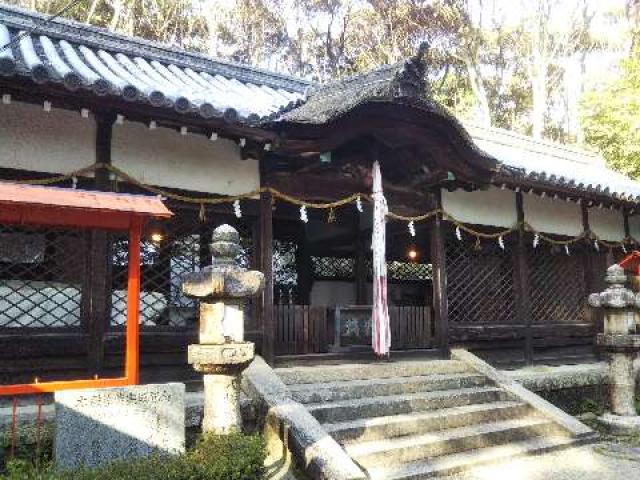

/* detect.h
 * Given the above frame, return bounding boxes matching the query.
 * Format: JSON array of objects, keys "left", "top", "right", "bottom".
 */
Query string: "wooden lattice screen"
[
  {"left": 111, "top": 204, "right": 255, "bottom": 330},
  {"left": 446, "top": 227, "right": 516, "bottom": 329},
  {"left": 528, "top": 242, "right": 587, "bottom": 325},
  {"left": 445, "top": 223, "right": 605, "bottom": 352}
]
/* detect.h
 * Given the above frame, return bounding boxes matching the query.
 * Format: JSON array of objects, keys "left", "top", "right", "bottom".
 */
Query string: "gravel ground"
[{"left": 440, "top": 443, "right": 640, "bottom": 480}]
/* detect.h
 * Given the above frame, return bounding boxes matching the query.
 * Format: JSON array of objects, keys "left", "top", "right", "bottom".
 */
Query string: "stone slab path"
[{"left": 441, "top": 443, "right": 640, "bottom": 480}]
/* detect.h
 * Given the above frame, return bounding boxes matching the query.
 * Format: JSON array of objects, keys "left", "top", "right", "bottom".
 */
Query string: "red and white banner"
[{"left": 371, "top": 161, "right": 391, "bottom": 356}]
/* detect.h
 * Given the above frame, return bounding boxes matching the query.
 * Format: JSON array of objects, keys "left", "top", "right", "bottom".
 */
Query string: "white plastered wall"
[
  {"left": 441, "top": 187, "right": 516, "bottom": 227},
  {"left": 522, "top": 194, "right": 583, "bottom": 236},
  {"left": 589, "top": 208, "right": 625, "bottom": 241},
  {"left": 0, "top": 101, "right": 96, "bottom": 173},
  {"left": 112, "top": 121, "right": 258, "bottom": 195},
  {"left": 0, "top": 101, "right": 259, "bottom": 196}
]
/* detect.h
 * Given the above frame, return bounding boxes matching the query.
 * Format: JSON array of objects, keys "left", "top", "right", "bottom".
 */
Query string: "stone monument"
[
  {"left": 183, "top": 224, "right": 264, "bottom": 434},
  {"left": 588, "top": 264, "right": 640, "bottom": 433},
  {"left": 55, "top": 383, "right": 185, "bottom": 469}
]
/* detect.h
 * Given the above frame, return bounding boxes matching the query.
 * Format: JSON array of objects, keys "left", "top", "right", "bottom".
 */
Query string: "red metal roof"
[
  {"left": 620, "top": 252, "right": 640, "bottom": 275},
  {"left": 0, "top": 182, "right": 172, "bottom": 230}
]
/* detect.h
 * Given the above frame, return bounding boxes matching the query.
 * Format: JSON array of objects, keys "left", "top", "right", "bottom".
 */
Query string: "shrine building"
[{"left": 0, "top": 4, "right": 638, "bottom": 382}]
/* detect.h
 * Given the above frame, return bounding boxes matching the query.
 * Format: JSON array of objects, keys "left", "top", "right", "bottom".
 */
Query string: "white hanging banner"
[{"left": 371, "top": 161, "right": 391, "bottom": 357}]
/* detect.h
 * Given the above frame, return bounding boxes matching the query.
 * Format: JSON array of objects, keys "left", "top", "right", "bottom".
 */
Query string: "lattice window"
[
  {"left": 528, "top": 242, "right": 587, "bottom": 324},
  {"left": 446, "top": 228, "right": 516, "bottom": 324},
  {"left": 387, "top": 261, "right": 433, "bottom": 282},
  {"left": 0, "top": 225, "right": 85, "bottom": 329},
  {"left": 312, "top": 256, "right": 355, "bottom": 280},
  {"left": 111, "top": 208, "right": 254, "bottom": 329}
]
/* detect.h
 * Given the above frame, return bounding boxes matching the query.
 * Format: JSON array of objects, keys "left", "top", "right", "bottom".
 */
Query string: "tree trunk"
[
  {"left": 531, "top": 5, "right": 547, "bottom": 140},
  {"left": 465, "top": 59, "right": 492, "bottom": 127}
]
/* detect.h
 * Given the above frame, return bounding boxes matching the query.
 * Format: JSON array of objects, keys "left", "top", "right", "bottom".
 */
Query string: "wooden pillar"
[
  {"left": 260, "top": 190, "right": 275, "bottom": 364},
  {"left": 582, "top": 204, "right": 595, "bottom": 293},
  {"left": 125, "top": 217, "right": 143, "bottom": 384},
  {"left": 296, "top": 223, "right": 312, "bottom": 305},
  {"left": 354, "top": 213, "right": 367, "bottom": 305},
  {"left": 87, "top": 112, "right": 115, "bottom": 375},
  {"left": 514, "top": 192, "right": 533, "bottom": 365},
  {"left": 429, "top": 188, "right": 449, "bottom": 354},
  {"left": 624, "top": 212, "right": 631, "bottom": 239},
  {"left": 581, "top": 204, "right": 603, "bottom": 348}
]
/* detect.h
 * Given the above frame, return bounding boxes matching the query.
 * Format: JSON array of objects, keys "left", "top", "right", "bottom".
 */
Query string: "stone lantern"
[
  {"left": 588, "top": 264, "right": 640, "bottom": 433},
  {"left": 182, "top": 224, "right": 265, "bottom": 434}
]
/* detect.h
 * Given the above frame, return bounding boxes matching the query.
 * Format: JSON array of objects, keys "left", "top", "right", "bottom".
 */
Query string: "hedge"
[{"left": 2, "top": 433, "right": 266, "bottom": 480}]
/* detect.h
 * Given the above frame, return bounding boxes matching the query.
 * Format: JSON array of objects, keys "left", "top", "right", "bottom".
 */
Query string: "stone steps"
[
  {"left": 345, "top": 417, "right": 556, "bottom": 469},
  {"left": 275, "top": 357, "right": 593, "bottom": 480},
  {"left": 289, "top": 372, "right": 489, "bottom": 404},
  {"left": 366, "top": 436, "right": 581, "bottom": 479},
  {"left": 324, "top": 400, "right": 533, "bottom": 444},
  {"left": 277, "top": 359, "right": 471, "bottom": 385},
  {"left": 307, "top": 386, "right": 508, "bottom": 424}
]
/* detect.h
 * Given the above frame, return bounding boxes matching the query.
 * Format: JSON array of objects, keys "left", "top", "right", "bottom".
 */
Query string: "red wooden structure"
[{"left": 0, "top": 183, "right": 172, "bottom": 395}]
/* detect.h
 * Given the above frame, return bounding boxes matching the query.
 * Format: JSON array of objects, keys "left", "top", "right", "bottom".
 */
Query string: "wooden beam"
[
  {"left": 429, "top": 188, "right": 449, "bottom": 354},
  {"left": 354, "top": 214, "right": 368, "bottom": 304},
  {"left": 87, "top": 112, "right": 116, "bottom": 375},
  {"left": 265, "top": 172, "right": 429, "bottom": 213},
  {"left": 624, "top": 212, "right": 631, "bottom": 239},
  {"left": 513, "top": 192, "right": 533, "bottom": 365},
  {"left": 260, "top": 190, "right": 275, "bottom": 364}
]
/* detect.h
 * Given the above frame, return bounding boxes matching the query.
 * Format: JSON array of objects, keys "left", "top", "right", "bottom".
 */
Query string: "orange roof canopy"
[{"left": 0, "top": 182, "right": 172, "bottom": 230}]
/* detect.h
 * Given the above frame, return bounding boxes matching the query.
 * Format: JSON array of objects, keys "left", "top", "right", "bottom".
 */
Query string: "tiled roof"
[
  {"left": 466, "top": 124, "right": 640, "bottom": 203},
  {"left": 0, "top": 4, "right": 308, "bottom": 123},
  {"left": 1, "top": 5, "right": 638, "bottom": 203}
]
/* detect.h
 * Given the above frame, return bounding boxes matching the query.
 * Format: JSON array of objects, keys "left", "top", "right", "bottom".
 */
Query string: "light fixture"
[
  {"left": 407, "top": 247, "right": 418, "bottom": 261},
  {"left": 150, "top": 231, "right": 164, "bottom": 243}
]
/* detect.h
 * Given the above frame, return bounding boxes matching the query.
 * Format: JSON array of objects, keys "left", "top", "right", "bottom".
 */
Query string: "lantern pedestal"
[
  {"left": 182, "top": 225, "right": 264, "bottom": 435},
  {"left": 589, "top": 265, "right": 640, "bottom": 435}
]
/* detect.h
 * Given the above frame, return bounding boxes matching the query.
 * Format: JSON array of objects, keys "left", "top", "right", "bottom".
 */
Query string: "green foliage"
[
  {"left": 582, "top": 48, "right": 640, "bottom": 178},
  {"left": 1, "top": 433, "right": 266, "bottom": 480}
]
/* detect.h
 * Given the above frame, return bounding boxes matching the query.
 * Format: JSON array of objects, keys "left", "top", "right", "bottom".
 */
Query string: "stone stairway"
[{"left": 275, "top": 357, "right": 595, "bottom": 479}]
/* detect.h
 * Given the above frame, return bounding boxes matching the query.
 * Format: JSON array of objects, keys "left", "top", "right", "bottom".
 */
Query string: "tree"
[
  {"left": 582, "top": 48, "right": 640, "bottom": 177},
  {"left": 201, "top": 0, "right": 288, "bottom": 70}
]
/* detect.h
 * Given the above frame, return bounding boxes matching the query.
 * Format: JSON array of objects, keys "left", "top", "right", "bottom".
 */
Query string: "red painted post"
[
  {"left": 10, "top": 397, "right": 16, "bottom": 459},
  {"left": 125, "top": 217, "right": 143, "bottom": 385}
]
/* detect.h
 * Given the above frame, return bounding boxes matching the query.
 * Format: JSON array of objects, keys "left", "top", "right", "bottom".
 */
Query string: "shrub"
[{"left": 2, "top": 433, "right": 266, "bottom": 480}]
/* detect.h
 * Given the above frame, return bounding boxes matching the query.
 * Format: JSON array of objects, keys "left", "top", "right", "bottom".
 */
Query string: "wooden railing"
[
  {"left": 274, "top": 305, "right": 328, "bottom": 355},
  {"left": 274, "top": 304, "right": 433, "bottom": 355},
  {"left": 389, "top": 306, "right": 434, "bottom": 350}
]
